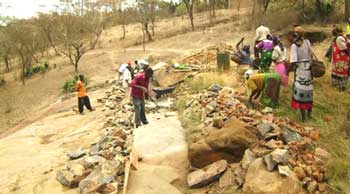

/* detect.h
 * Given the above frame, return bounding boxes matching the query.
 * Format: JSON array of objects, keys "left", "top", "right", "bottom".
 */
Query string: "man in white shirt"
[{"left": 121, "top": 63, "right": 133, "bottom": 99}]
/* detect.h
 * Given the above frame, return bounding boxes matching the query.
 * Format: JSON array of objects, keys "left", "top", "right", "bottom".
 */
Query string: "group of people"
[
  {"left": 117, "top": 59, "right": 154, "bottom": 128},
  {"left": 245, "top": 25, "right": 316, "bottom": 122},
  {"left": 245, "top": 22, "right": 350, "bottom": 122},
  {"left": 75, "top": 22, "right": 350, "bottom": 124},
  {"left": 75, "top": 59, "right": 154, "bottom": 128}
]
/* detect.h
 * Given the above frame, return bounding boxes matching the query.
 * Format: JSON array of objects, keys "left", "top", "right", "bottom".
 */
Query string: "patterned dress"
[
  {"left": 290, "top": 39, "right": 313, "bottom": 110},
  {"left": 331, "top": 36, "right": 350, "bottom": 91}
]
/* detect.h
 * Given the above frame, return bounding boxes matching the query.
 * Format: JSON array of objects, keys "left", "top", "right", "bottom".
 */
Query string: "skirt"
[
  {"left": 260, "top": 73, "right": 281, "bottom": 108},
  {"left": 331, "top": 74, "right": 349, "bottom": 91},
  {"left": 259, "top": 50, "right": 272, "bottom": 73},
  {"left": 291, "top": 86, "right": 313, "bottom": 110},
  {"left": 275, "top": 62, "right": 289, "bottom": 86}
]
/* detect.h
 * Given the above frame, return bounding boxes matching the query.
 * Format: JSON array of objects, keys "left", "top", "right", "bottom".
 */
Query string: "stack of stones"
[{"left": 185, "top": 85, "right": 329, "bottom": 194}]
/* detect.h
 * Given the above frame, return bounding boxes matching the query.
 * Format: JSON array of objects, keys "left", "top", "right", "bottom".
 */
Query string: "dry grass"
[
  {"left": 275, "top": 70, "right": 350, "bottom": 193},
  {"left": 176, "top": 71, "right": 238, "bottom": 144}
]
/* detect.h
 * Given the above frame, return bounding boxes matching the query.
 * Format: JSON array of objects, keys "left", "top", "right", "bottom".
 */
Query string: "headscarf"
[
  {"left": 293, "top": 26, "right": 305, "bottom": 46},
  {"left": 244, "top": 69, "right": 254, "bottom": 80}
]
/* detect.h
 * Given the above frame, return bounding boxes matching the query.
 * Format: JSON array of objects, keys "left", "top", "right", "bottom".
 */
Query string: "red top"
[
  {"left": 332, "top": 41, "right": 350, "bottom": 77},
  {"left": 130, "top": 73, "right": 149, "bottom": 99}
]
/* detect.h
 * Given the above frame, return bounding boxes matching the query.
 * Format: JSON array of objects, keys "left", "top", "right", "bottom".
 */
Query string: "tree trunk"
[
  {"left": 21, "top": 63, "right": 25, "bottom": 85},
  {"left": 142, "top": 24, "right": 146, "bottom": 51},
  {"left": 47, "top": 32, "right": 60, "bottom": 56},
  {"left": 346, "top": 0, "right": 350, "bottom": 20},
  {"left": 151, "top": 19, "right": 155, "bottom": 36},
  {"left": 189, "top": 11, "right": 194, "bottom": 31},
  {"left": 121, "top": 24, "right": 126, "bottom": 39},
  {"left": 315, "top": 0, "right": 323, "bottom": 17},
  {"left": 4, "top": 55, "right": 10, "bottom": 72},
  {"left": 184, "top": 0, "right": 195, "bottom": 31},
  {"left": 74, "top": 62, "right": 78, "bottom": 73},
  {"left": 144, "top": 23, "right": 153, "bottom": 41}
]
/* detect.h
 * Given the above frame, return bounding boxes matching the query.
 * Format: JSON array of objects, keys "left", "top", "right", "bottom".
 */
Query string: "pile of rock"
[
  {"left": 185, "top": 85, "right": 329, "bottom": 194},
  {"left": 56, "top": 126, "right": 131, "bottom": 194},
  {"left": 179, "top": 44, "right": 233, "bottom": 68},
  {"left": 56, "top": 84, "right": 134, "bottom": 193},
  {"left": 97, "top": 85, "right": 126, "bottom": 111}
]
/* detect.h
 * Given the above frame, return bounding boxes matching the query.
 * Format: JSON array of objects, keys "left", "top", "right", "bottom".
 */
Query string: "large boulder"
[
  {"left": 204, "top": 117, "right": 258, "bottom": 160},
  {"left": 243, "top": 158, "right": 304, "bottom": 194},
  {"left": 188, "top": 142, "right": 236, "bottom": 168}
]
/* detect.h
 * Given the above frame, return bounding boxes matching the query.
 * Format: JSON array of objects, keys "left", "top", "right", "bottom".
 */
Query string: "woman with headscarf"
[
  {"left": 272, "top": 36, "right": 288, "bottom": 86},
  {"left": 244, "top": 69, "right": 281, "bottom": 109},
  {"left": 290, "top": 26, "right": 314, "bottom": 122},
  {"left": 331, "top": 27, "right": 350, "bottom": 92},
  {"left": 256, "top": 34, "right": 274, "bottom": 73}
]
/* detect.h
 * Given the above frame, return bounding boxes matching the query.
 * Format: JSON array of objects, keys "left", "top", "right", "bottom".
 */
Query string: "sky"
[{"left": 0, "top": 0, "right": 61, "bottom": 19}]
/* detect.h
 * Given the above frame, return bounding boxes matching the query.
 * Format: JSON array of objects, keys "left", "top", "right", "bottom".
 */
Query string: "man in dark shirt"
[{"left": 130, "top": 68, "right": 154, "bottom": 128}]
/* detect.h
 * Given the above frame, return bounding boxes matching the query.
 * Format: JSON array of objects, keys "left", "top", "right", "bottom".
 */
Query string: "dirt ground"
[{"left": 0, "top": 9, "right": 251, "bottom": 135}]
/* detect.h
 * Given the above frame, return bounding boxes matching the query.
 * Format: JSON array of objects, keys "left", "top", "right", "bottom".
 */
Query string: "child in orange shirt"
[{"left": 76, "top": 74, "right": 94, "bottom": 114}]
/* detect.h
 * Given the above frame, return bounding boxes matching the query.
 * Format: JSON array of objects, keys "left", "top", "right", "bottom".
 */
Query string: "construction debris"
[
  {"left": 184, "top": 84, "right": 327, "bottom": 193},
  {"left": 57, "top": 83, "right": 171, "bottom": 193}
]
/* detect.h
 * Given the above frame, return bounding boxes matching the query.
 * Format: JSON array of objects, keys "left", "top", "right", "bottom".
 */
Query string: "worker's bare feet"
[
  {"left": 89, "top": 108, "right": 96, "bottom": 112},
  {"left": 80, "top": 112, "right": 85, "bottom": 115}
]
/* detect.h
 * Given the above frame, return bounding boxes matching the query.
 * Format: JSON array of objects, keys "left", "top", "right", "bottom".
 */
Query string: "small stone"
[
  {"left": 57, "top": 170, "right": 76, "bottom": 187},
  {"left": 213, "top": 116, "right": 224, "bottom": 129},
  {"left": 206, "top": 101, "right": 217, "bottom": 114},
  {"left": 263, "top": 154, "right": 276, "bottom": 171},
  {"left": 210, "top": 84, "right": 222, "bottom": 93},
  {"left": 261, "top": 107, "right": 273, "bottom": 114},
  {"left": 187, "top": 160, "right": 228, "bottom": 188},
  {"left": 79, "top": 160, "right": 120, "bottom": 194},
  {"left": 263, "top": 131, "right": 281, "bottom": 141},
  {"left": 318, "top": 183, "right": 327, "bottom": 192},
  {"left": 67, "top": 150, "right": 86, "bottom": 160},
  {"left": 90, "top": 144, "right": 101, "bottom": 156},
  {"left": 294, "top": 166, "right": 306, "bottom": 181},
  {"left": 111, "top": 128, "right": 127, "bottom": 139},
  {"left": 315, "top": 148, "right": 330, "bottom": 163},
  {"left": 219, "top": 168, "right": 236, "bottom": 188},
  {"left": 281, "top": 126, "right": 302, "bottom": 143},
  {"left": 242, "top": 117, "right": 254, "bottom": 122},
  {"left": 271, "top": 149, "right": 290, "bottom": 164},
  {"left": 301, "top": 177, "right": 312, "bottom": 186},
  {"left": 278, "top": 165, "right": 293, "bottom": 177},
  {"left": 97, "top": 182, "right": 119, "bottom": 193},
  {"left": 241, "top": 149, "right": 257, "bottom": 169},
  {"left": 257, "top": 123, "right": 274, "bottom": 137},
  {"left": 265, "top": 139, "right": 283, "bottom": 149},
  {"left": 82, "top": 156, "right": 105, "bottom": 169},
  {"left": 307, "top": 181, "right": 318, "bottom": 194}
]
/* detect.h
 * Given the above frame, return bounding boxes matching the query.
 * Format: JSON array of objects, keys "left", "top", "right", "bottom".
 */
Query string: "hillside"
[{"left": 0, "top": 6, "right": 349, "bottom": 194}]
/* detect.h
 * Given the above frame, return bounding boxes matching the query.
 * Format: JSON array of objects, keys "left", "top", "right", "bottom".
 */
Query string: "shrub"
[
  {"left": 63, "top": 74, "right": 88, "bottom": 93},
  {"left": 24, "top": 61, "right": 49, "bottom": 78}
]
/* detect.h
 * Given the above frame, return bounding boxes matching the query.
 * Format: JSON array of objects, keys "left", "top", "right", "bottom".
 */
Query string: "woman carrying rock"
[
  {"left": 290, "top": 26, "right": 314, "bottom": 122},
  {"left": 331, "top": 27, "right": 350, "bottom": 92}
]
